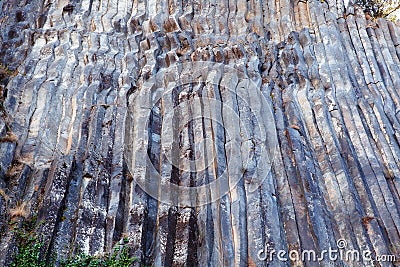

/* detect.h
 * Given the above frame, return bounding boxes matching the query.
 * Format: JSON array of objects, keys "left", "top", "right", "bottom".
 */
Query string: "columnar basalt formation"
[{"left": 1, "top": 0, "right": 400, "bottom": 266}]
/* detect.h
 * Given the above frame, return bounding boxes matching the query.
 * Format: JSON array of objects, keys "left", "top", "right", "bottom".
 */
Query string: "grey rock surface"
[{"left": 0, "top": 0, "right": 400, "bottom": 266}]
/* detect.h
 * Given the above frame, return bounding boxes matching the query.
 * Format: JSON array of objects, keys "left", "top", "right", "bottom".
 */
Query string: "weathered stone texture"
[{"left": 1, "top": 0, "right": 400, "bottom": 266}]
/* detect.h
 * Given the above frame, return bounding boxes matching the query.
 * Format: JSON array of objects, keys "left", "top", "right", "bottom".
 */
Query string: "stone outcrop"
[{"left": 1, "top": 0, "right": 400, "bottom": 266}]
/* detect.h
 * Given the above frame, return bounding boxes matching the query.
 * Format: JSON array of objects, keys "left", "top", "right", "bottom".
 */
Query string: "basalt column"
[{"left": 1, "top": 0, "right": 400, "bottom": 266}]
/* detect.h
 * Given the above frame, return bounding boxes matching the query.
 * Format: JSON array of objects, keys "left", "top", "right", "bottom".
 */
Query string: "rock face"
[{"left": 1, "top": 0, "right": 400, "bottom": 266}]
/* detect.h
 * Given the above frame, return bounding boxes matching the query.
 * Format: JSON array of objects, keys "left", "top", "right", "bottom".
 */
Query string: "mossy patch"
[{"left": 9, "top": 214, "right": 137, "bottom": 267}]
